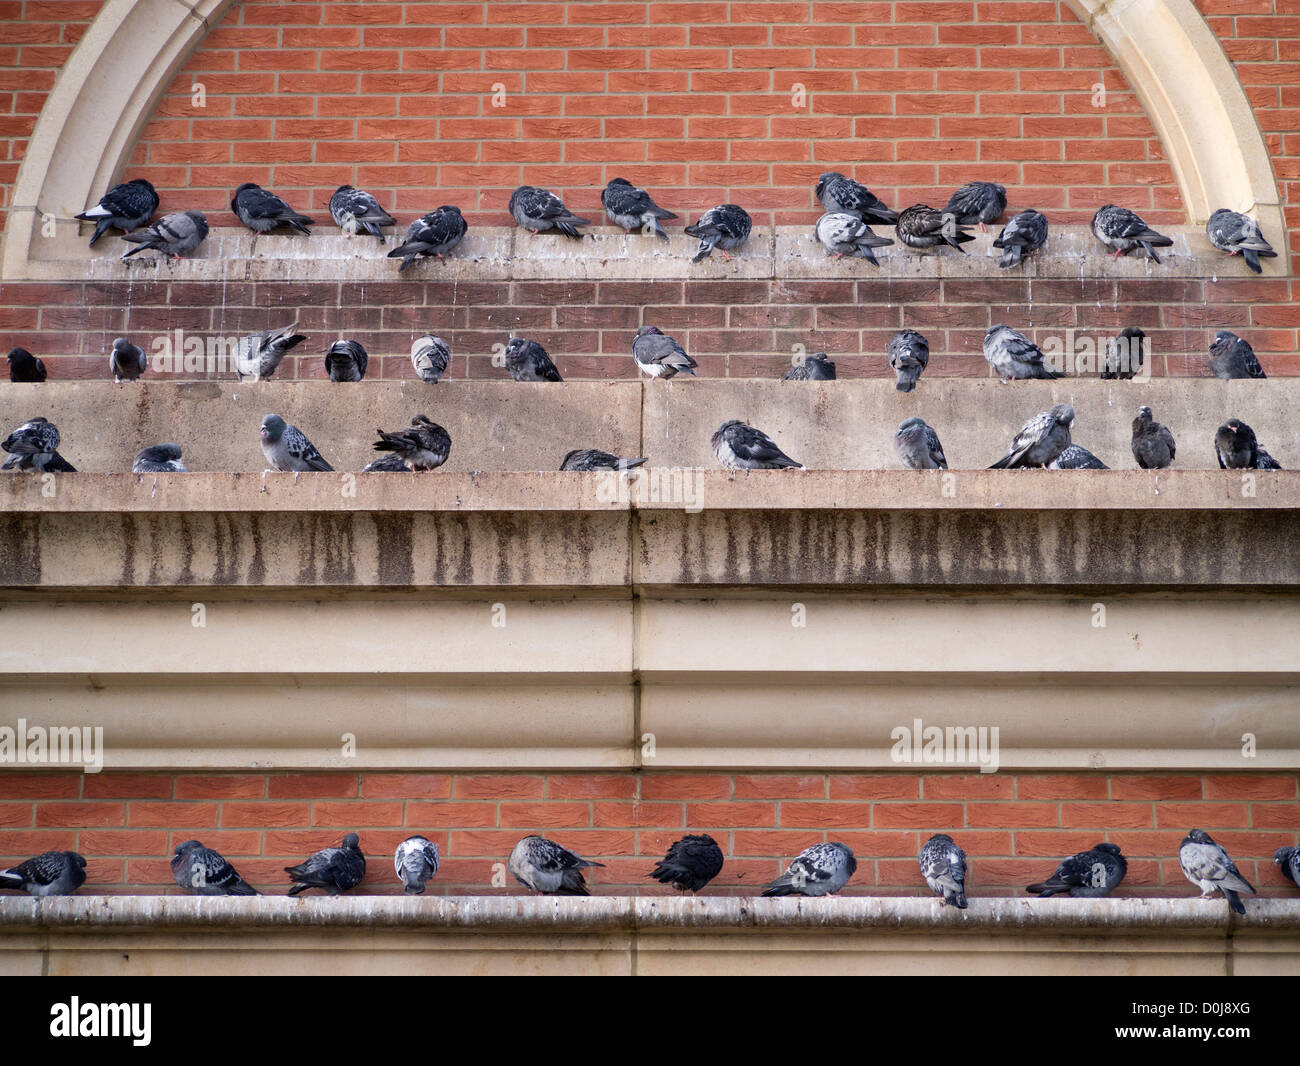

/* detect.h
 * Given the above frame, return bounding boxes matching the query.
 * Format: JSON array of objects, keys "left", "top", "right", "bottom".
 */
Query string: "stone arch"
[{"left": 1, "top": 0, "right": 1284, "bottom": 279}]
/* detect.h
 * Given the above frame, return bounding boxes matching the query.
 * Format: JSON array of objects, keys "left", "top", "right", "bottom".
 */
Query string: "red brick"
[
  {"left": 641, "top": 774, "right": 730, "bottom": 800},
  {"left": 360, "top": 774, "right": 453, "bottom": 799},
  {"left": 827, "top": 776, "right": 919, "bottom": 800},
  {"left": 454, "top": 775, "right": 545, "bottom": 800},
  {"left": 34, "top": 803, "right": 124, "bottom": 827},
  {"left": 311, "top": 802, "right": 405, "bottom": 826},
  {"left": 268, "top": 774, "right": 358, "bottom": 799}
]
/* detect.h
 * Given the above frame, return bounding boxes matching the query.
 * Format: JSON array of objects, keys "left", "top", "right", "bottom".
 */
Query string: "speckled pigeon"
[
  {"left": 504, "top": 337, "right": 562, "bottom": 381},
  {"left": 761, "top": 842, "right": 857, "bottom": 897},
  {"left": 508, "top": 835, "right": 604, "bottom": 895},
  {"left": 1100, "top": 326, "right": 1146, "bottom": 379},
  {"left": 782, "top": 352, "right": 836, "bottom": 380},
  {"left": 1180, "top": 829, "right": 1253, "bottom": 915},
  {"left": 1092, "top": 204, "right": 1172, "bottom": 262},
  {"left": 285, "top": 832, "right": 365, "bottom": 896},
  {"left": 233, "top": 322, "right": 305, "bottom": 382},
  {"left": 1209, "top": 330, "right": 1266, "bottom": 379},
  {"left": 814, "top": 171, "right": 898, "bottom": 225},
  {"left": 712, "top": 420, "right": 804, "bottom": 470},
  {"left": 133, "top": 443, "right": 187, "bottom": 473},
  {"left": 813, "top": 211, "right": 893, "bottom": 265},
  {"left": 560, "top": 449, "right": 647, "bottom": 472},
  {"left": 897, "top": 204, "right": 974, "bottom": 253},
  {"left": 1026, "top": 842, "right": 1127, "bottom": 897},
  {"left": 120, "top": 210, "right": 208, "bottom": 260},
  {"left": 328, "top": 184, "right": 395, "bottom": 240},
  {"left": 983, "top": 323, "right": 1058, "bottom": 381},
  {"left": 632, "top": 325, "right": 696, "bottom": 379},
  {"left": 8, "top": 347, "right": 46, "bottom": 383},
  {"left": 260, "top": 413, "right": 333, "bottom": 472},
  {"left": 989, "top": 403, "right": 1074, "bottom": 469},
  {"left": 1131, "top": 406, "right": 1175, "bottom": 469},
  {"left": 944, "top": 181, "right": 1006, "bottom": 230},
  {"left": 1215, "top": 418, "right": 1282, "bottom": 470},
  {"left": 395, "top": 835, "right": 440, "bottom": 895},
  {"left": 509, "top": 185, "right": 590, "bottom": 238},
  {"left": 388, "top": 206, "right": 467, "bottom": 270},
  {"left": 0, "top": 851, "right": 86, "bottom": 896},
  {"left": 1047, "top": 443, "right": 1107, "bottom": 469},
  {"left": 411, "top": 334, "right": 451, "bottom": 383},
  {"left": 888, "top": 328, "right": 929, "bottom": 392},
  {"left": 324, "top": 339, "right": 368, "bottom": 382},
  {"left": 602, "top": 177, "right": 677, "bottom": 240},
  {"left": 894, "top": 417, "right": 947, "bottom": 470},
  {"left": 1206, "top": 208, "right": 1276, "bottom": 274},
  {"left": 76, "top": 178, "right": 158, "bottom": 246},
  {"left": 992, "top": 209, "right": 1047, "bottom": 269},
  {"left": 650, "top": 834, "right": 724, "bottom": 894},
  {"left": 171, "top": 839, "right": 259, "bottom": 896},
  {"left": 1, "top": 417, "right": 75, "bottom": 472},
  {"left": 110, "top": 337, "right": 146, "bottom": 382},
  {"left": 371, "top": 414, "right": 450, "bottom": 471},
  {"left": 919, "top": 833, "right": 967, "bottom": 908},
  {"left": 361, "top": 453, "right": 409, "bottom": 473},
  {"left": 231, "top": 182, "right": 314, "bottom": 235},
  {"left": 685, "top": 204, "right": 752, "bottom": 262},
  {"left": 1274, "top": 846, "right": 1300, "bottom": 892}
]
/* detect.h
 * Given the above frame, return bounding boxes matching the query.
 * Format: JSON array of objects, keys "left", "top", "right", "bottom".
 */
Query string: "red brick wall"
[{"left": 2, "top": 771, "right": 1295, "bottom": 898}]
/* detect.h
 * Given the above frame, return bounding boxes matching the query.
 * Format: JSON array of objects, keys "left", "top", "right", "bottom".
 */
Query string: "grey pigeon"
[
  {"left": 1179, "top": 828, "right": 1254, "bottom": 915},
  {"left": 1209, "top": 330, "right": 1266, "bottom": 379},
  {"left": 919, "top": 833, "right": 967, "bottom": 908},
  {"left": 983, "top": 323, "right": 1059, "bottom": 381},
  {"left": 324, "top": 339, "right": 368, "bottom": 382},
  {"left": 231, "top": 182, "right": 314, "bottom": 235},
  {"left": 684, "top": 204, "right": 752, "bottom": 262},
  {"left": 813, "top": 211, "right": 893, "bottom": 265},
  {"left": 602, "top": 177, "right": 677, "bottom": 240},
  {"left": 782, "top": 352, "right": 836, "bottom": 380},
  {"left": 1100, "top": 326, "right": 1146, "bottom": 379},
  {"left": 1092, "top": 203, "right": 1172, "bottom": 262},
  {"left": 286, "top": 832, "right": 365, "bottom": 896},
  {"left": 395, "top": 835, "right": 440, "bottom": 895},
  {"left": 761, "top": 841, "right": 857, "bottom": 897},
  {"left": 504, "top": 337, "right": 562, "bottom": 381},
  {"left": 814, "top": 171, "right": 898, "bottom": 225},
  {"left": 371, "top": 414, "right": 450, "bottom": 471},
  {"left": 120, "top": 209, "right": 208, "bottom": 260},
  {"left": 1215, "top": 418, "right": 1282, "bottom": 470},
  {"left": 650, "top": 834, "right": 724, "bottom": 894},
  {"left": 509, "top": 185, "right": 590, "bottom": 238},
  {"left": 76, "top": 178, "right": 158, "bottom": 246},
  {"left": 388, "top": 206, "right": 467, "bottom": 271},
  {"left": 170, "top": 839, "right": 258, "bottom": 896},
  {"left": 133, "top": 443, "right": 187, "bottom": 473},
  {"left": 896, "top": 204, "right": 974, "bottom": 253},
  {"left": 233, "top": 322, "right": 306, "bottom": 382},
  {"left": 411, "top": 334, "right": 451, "bottom": 383},
  {"left": 0, "top": 851, "right": 86, "bottom": 896},
  {"left": 1274, "top": 846, "right": 1300, "bottom": 892},
  {"left": 7, "top": 347, "right": 46, "bottom": 383},
  {"left": 1131, "top": 406, "right": 1175, "bottom": 469},
  {"left": 361, "top": 453, "right": 409, "bottom": 473},
  {"left": 1206, "top": 208, "right": 1276, "bottom": 274},
  {"left": 1047, "top": 444, "right": 1108, "bottom": 469},
  {"left": 508, "top": 835, "right": 604, "bottom": 895},
  {"left": 328, "top": 184, "right": 395, "bottom": 240},
  {"left": 632, "top": 325, "right": 696, "bottom": 379},
  {"left": 888, "top": 328, "right": 929, "bottom": 392},
  {"left": 992, "top": 209, "right": 1048, "bottom": 269},
  {"left": 1, "top": 417, "right": 75, "bottom": 472},
  {"left": 110, "top": 337, "right": 146, "bottom": 382},
  {"left": 560, "top": 449, "right": 647, "bottom": 472},
  {"left": 712, "top": 420, "right": 804, "bottom": 470},
  {"left": 944, "top": 181, "right": 1006, "bottom": 230},
  {"left": 894, "top": 417, "right": 947, "bottom": 470},
  {"left": 989, "top": 403, "right": 1075, "bottom": 469},
  {"left": 260, "top": 413, "right": 333, "bottom": 472},
  {"left": 1026, "top": 842, "right": 1127, "bottom": 897}
]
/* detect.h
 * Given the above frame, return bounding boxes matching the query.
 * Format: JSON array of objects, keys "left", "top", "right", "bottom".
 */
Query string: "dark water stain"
[
  {"left": 375, "top": 513, "right": 414, "bottom": 586},
  {"left": 0, "top": 514, "right": 41, "bottom": 584}
]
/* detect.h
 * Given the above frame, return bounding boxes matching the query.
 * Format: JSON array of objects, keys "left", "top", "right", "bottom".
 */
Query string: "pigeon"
[
  {"left": 507, "top": 835, "right": 604, "bottom": 895},
  {"left": 1206, "top": 208, "right": 1276, "bottom": 274},
  {"left": 1274, "top": 846, "right": 1300, "bottom": 891},
  {"left": 782, "top": 352, "right": 836, "bottom": 380},
  {"left": 508, "top": 185, "right": 590, "bottom": 238},
  {"left": 650, "top": 834, "right": 724, "bottom": 894},
  {"left": 1131, "top": 406, "right": 1176, "bottom": 469},
  {"left": 983, "top": 323, "right": 1059, "bottom": 381},
  {"left": 324, "top": 339, "right": 368, "bottom": 382},
  {"left": 361, "top": 453, "right": 409, "bottom": 473},
  {"left": 388, "top": 206, "right": 467, "bottom": 271},
  {"left": 893, "top": 417, "right": 947, "bottom": 470},
  {"left": 120, "top": 210, "right": 208, "bottom": 260},
  {"left": 260, "top": 413, "right": 333, "bottom": 472},
  {"left": 813, "top": 211, "right": 893, "bottom": 265},
  {"left": 328, "top": 184, "right": 395, "bottom": 239},
  {"left": 232, "top": 322, "right": 306, "bottom": 382},
  {"left": 989, "top": 403, "right": 1075, "bottom": 469},
  {"left": 110, "top": 337, "right": 146, "bottom": 382},
  {"left": 0, "top": 851, "right": 86, "bottom": 896},
  {"left": 1026, "top": 842, "right": 1127, "bottom": 897},
  {"left": 230, "top": 182, "right": 314, "bottom": 235},
  {"left": 712, "top": 420, "right": 804, "bottom": 470},
  {"left": 1209, "top": 330, "right": 1266, "bottom": 379},
  {"left": 684, "top": 204, "right": 752, "bottom": 262},
  {"left": 814, "top": 171, "right": 898, "bottom": 225},
  {"left": 944, "top": 181, "right": 1007, "bottom": 230},
  {"left": 632, "top": 325, "right": 696, "bottom": 379},
  {"left": 170, "top": 840, "right": 258, "bottom": 895},
  {"left": 896, "top": 204, "right": 975, "bottom": 253},
  {"left": 286, "top": 832, "right": 365, "bottom": 896},
  {"left": 560, "top": 449, "right": 648, "bottom": 472},
  {"left": 395, "top": 835, "right": 440, "bottom": 895},
  {"left": 601, "top": 177, "right": 677, "bottom": 240},
  {"left": 919, "top": 833, "right": 967, "bottom": 909},
  {"left": 504, "top": 337, "right": 562, "bottom": 381},
  {"left": 1100, "top": 326, "right": 1146, "bottom": 379},
  {"left": 992, "top": 209, "right": 1048, "bottom": 269},
  {"left": 7, "top": 347, "right": 46, "bottom": 383},
  {"left": 1179, "top": 829, "right": 1254, "bottom": 915},
  {"left": 1047, "top": 443, "right": 1108, "bottom": 469},
  {"left": 411, "top": 335, "right": 451, "bottom": 383},
  {"left": 1, "top": 417, "right": 75, "bottom": 472},
  {"left": 1215, "top": 418, "right": 1282, "bottom": 470},
  {"left": 75, "top": 178, "right": 158, "bottom": 246},
  {"left": 1091, "top": 203, "right": 1173, "bottom": 262},
  {"left": 371, "top": 414, "right": 451, "bottom": 471},
  {"left": 761, "top": 842, "right": 857, "bottom": 897},
  {"left": 133, "top": 443, "right": 187, "bottom": 473},
  {"left": 888, "top": 328, "right": 929, "bottom": 392}
]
